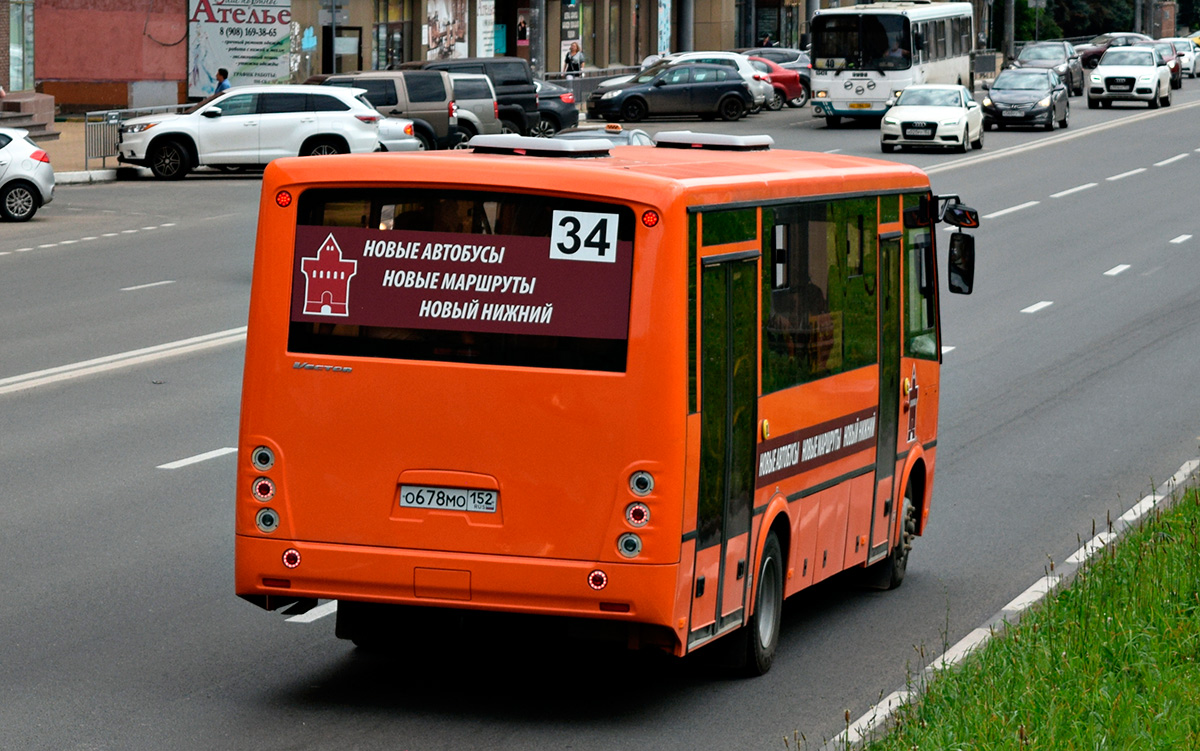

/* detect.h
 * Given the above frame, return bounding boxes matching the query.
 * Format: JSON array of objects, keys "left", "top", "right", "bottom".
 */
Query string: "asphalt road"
[{"left": 3, "top": 88, "right": 1200, "bottom": 750}]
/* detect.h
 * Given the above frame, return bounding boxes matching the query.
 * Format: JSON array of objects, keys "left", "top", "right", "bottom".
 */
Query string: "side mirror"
[
  {"left": 885, "top": 95, "right": 897, "bottom": 107},
  {"left": 982, "top": 81, "right": 990, "bottom": 91},
  {"left": 941, "top": 201, "right": 980, "bottom": 228},
  {"left": 654, "top": 79, "right": 665, "bottom": 87},
  {"left": 947, "top": 232, "right": 975, "bottom": 295},
  {"left": 202, "top": 107, "right": 222, "bottom": 118},
  {"left": 968, "top": 100, "right": 980, "bottom": 109}
]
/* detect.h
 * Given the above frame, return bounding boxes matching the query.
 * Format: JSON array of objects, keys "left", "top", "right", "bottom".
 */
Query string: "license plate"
[
  {"left": 907, "top": 128, "right": 932, "bottom": 136},
  {"left": 399, "top": 485, "right": 498, "bottom": 513},
  {"left": 1002, "top": 111, "right": 1024, "bottom": 117},
  {"left": 849, "top": 102, "right": 872, "bottom": 109},
  {"left": 1111, "top": 85, "right": 1131, "bottom": 91}
]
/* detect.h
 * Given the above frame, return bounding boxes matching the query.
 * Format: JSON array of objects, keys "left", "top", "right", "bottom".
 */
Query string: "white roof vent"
[
  {"left": 653, "top": 131, "right": 774, "bottom": 151},
  {"left": 469, "top": 134, "right": 612, "bottom": 158}
]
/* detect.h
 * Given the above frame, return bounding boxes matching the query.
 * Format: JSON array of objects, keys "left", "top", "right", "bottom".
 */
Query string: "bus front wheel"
[
  {"left": 863, "top": 485, "right": 916, "bottom": 590},
  {"left": 738, "top": 531, "right": 783, "bottom": 676}
]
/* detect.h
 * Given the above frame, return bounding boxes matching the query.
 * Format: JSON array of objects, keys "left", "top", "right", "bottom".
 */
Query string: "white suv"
[
  {"left": 118, "top": 85, "right": 380, "bottom": 179},
  {"left": 1086, "top": 47, "right": 1172, "bottom": 109}
]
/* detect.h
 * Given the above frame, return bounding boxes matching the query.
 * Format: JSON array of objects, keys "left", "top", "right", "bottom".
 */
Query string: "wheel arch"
[
  {"left": 748, "top": 494, "right": 792, "bottom": 618},
  {"left": 299, "top": 133, "right": 351, "bottom": 155},
  {"left": 898, "top": 449, "right": 931, "bottom": 537}
]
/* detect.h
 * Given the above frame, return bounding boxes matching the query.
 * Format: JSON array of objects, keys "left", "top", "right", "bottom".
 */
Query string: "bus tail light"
[
  {"left": 251, "top": 446, "right": 275, "bottom": 471},
  {"left": 256, "top": 508, "right": 280, "bottom": 533},
  {"left": 282, "top": 549, "right": 301, "bottom": 568},
  {"left": 275, "top": 190, "right": 292, "bottom": 208},
  {"left": 252, "top": 477, "right": 277, "bottom": 502},
  {"left": 641, "top": 210, "right": 660, "bottom": 228},
  {"left": 588, "top": 570, "right": 608, "bottom": 590},
  {"left": 618, "top": 533, "right": 642, "bottom": 558},
  {"left": 629, "top": 470, "right": 654, "bottom": 496},
  {"left": 626, "top": 502, "right": 650, "bottom": 527}
]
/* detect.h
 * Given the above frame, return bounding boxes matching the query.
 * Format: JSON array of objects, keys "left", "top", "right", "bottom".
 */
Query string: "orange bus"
[{"left": 236, "top": 133, "right": 978, "bottom": 674}]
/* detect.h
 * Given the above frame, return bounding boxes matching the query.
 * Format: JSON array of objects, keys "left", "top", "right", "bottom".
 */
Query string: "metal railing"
[
  {"left": 543, "top": 66, "right": 641, "bottom": 110},
  {"left": 84, "top": 104, "right": 191, "bottom": 171}
]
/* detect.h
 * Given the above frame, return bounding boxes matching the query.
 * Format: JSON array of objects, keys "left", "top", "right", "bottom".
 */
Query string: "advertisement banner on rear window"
[
  {"left": 290, "top": 224, "right": 633, "bottom": 340},
  {"left": 188, "top": 0, "right": 293, "bottom": 98}
]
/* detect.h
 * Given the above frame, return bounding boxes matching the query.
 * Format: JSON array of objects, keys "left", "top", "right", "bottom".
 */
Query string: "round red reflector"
[
  {"left": 252, "top": 477, "right": 276, "bottom": 501},
  {"left": 282, "top": 549, "right": 301, "bottom": 569},
  {"left": 641, "top": 210, "right": 660, "bottom": 228},
  {"left": 587, "top": 570, "right": 608, "bottom": 590},
  {"left": 275, "top": 191, "right": 293, "bottom": 208},
  {"left": 626, "top": 502, "right": 650, "bottom": 527}
]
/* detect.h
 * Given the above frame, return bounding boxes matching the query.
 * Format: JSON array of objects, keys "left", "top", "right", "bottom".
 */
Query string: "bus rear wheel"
[{"left": 863, "top": 485, "right": 916, "bottom": 590}]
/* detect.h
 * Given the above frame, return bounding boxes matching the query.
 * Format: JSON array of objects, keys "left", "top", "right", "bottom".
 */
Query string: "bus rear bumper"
[{"left": 236, "top": 534, "right": 682, "bottom": 630}]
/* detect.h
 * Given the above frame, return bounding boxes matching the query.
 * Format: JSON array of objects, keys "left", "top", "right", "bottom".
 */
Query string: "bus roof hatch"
[
  {"left": 653, "top": 131, "right": 774, "bottom": 151},
  {"left": 470, "top": 134, "right": 612, "bottom": 158}
]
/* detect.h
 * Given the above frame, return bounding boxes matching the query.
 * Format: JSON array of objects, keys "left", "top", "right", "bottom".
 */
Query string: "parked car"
[
  {"left": 879, "top": 84, "right": 983, "bottom": 153},
  {"left": 553, "top": 123, "right": 654, "bottom": 145},
  {"left": 319, "top": 70, "right": 460, "bottom": 149},
  {"left": 1011, "top": 41, "right": 1084, "bottom": 96},
  {"left": 981, "top": 68, "right": 1069, "bottom": 131},
  {"left": 1133, "top": 41, "right": 1183, "bottom": 88},
  {"left": 748, "top": 56, "right": 804, "bottom": 111},
  {"left": 597, "top": 51, "right": 770, "bottom": 111},
  {"left": 532, "top": 79, "right": 581, "bottom": 137},
  {"left": 0, "top": 126, "right": 54, "bottom": 222},
  {"left": 404, "top": 57, "right": 539, "bottom": 135},
  {"left": 1074, "top": 32, "right": 1153, "bottom": 68},
  {"left": 377, "top": 117, "right": 422, "bottom": 152},
  {"left": 117, "top": 85, "right": 380, "bottom": 180},
  {"left": 449, "top": 73, "right": 502, "bottom": 141},
  {"left": 1087, "top": 46, "right": 1172, "bottom": 108},
  {"left": 1160, "top": 38, "right": 1199, "bottom": 78},
  {"left": 736, "top": 47, "right": 810, "bottom": 106},
  {"left": 588, "top": 63, "right": 755, "bottom": 123}
]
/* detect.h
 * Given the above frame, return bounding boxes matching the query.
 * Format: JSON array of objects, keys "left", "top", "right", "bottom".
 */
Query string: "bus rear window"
[{"left": 288, "top": 189, "right": 635, "bottom": 371}]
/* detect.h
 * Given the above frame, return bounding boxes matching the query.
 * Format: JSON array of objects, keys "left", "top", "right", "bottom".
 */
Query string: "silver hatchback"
[{"left": 0, "top": 127, "right": 54, "bottom": 222}]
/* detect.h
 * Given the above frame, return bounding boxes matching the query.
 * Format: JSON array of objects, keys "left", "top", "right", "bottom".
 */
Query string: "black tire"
[
  {"left": 1149, "top": 84, "right": 1161, "bottom": 109},
  {"left": 719, "top": 96, "right": 745, "bottom": 121},
  {"left": 1171, "top": 75, "right": 1182, "bottom": 90},
  {"left": 303, "top": 139, "right": 345, "bottom": 157},
  {"left": 530, "top": 115, "right": 558, "bottom": 138},
  {"left": 786, "top": 86, "right": 809, "bottom": 108},
  {"left": 825, "top": 115, "right": 842, "bottom": 128},
  {"left": 956, "top": 126, "right": 969, "bottom": 152},
  {"left": 881, "top": 142, "right": 895, "bottom": 153},
  {"left": 1087, "top": 96, "right": 1099, "bottom": 109},
  {"left": 1101, "top": 99, "right": 1112, "bottom": 108},
  {"left": 863, "top": 485, "right": 917, "bottom": 590},
  {"left": 0, "top": 181, "right": 39, "bottom": 222},
  {"left": 413, "top": 131, "right": 434, "bottom": 150},
  {"left": 499, "top": 119, "right": 522, "bottom": 135},
  {"left": 1163, "top": 86, "right": 1172, "bottom": 107},
  {"left": 1058, "top": 102, "right": 1069, "bottom": 129},
  {"left": 453, "top": 124, "right": 475, "bottom": 149},
  {"left": 768, "top": 90, "right": 786, "bottom": 111},
  {"left": 149, "top": 139, "right": 189, "bottom": 180},
  {"left": 621, "top": 98, "right": 647, "bottom": 123},
  {"left": 984, "top": 120, "right": 993, "bottom": 131},
  {"left": 1043, "top": 113, "right": 1055, "bottom": 131},
  {"left": 739, "top": 532, "right": 784, "bottom": 676},
  {"left": 971, "top": 126, "right": 984, "bottom": 150}
]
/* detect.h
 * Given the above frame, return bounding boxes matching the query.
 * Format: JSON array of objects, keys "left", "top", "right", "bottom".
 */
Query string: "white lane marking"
[
  {"left": 1104, "top": 264, "right": 1131, "bottom": 276},
  {"left": 102, "top": 232, "right": 119, "bottom": 237},
  {"left": 121, "top": 280, "right": 176, "bottom": 292},
  {"left": 81, "top": 236, "right": 98, "bottom": 241},
  {"left": 823, "top": 148, "right": 842, "bottom": 153},
  {"left": 59, "top": 239, "right": 78, "bottom": 245},
  {"left": 157, "top": 446, "right": 237, "bottom": 470},
  {"left": 1002, "top": 574, "right": 1061, "bottom": 614},
  {"left": 1154, "top": 153, "right": 1189, "bottom": 166},
  {"left": 0, "top": 326, "right": 247, "bottom": 397},
  {"left": 941, "top": 346, "right": 956, "bottom": 354},
  {"left": 983, "top": 200, "right": 1039, "bottom": 219},
  {"left": 0, "top": 252, "right": 10, "bottom": 256},
  {"left": 287, "top": 600, "right": 339, "bottom": 624},
  {"left": 141, "top": 226, "right": 158, "bottom": 231},
  {"left": 38, "top": 243, "right": 57, "bottom": 248},
  {"left": 1021, "top": 301, "right": 1053, "bottom": 313},
  {"left": 162, "top": 223, "right": 177, "bottom": 227},
  {"left": 935, "top": 627, "right": 993, "bottom": 670},
  {"left": 1106, "top": 167, "right": 1146, "bottom": 181},
  {"left": 1170, "top": 234, "right": 1193, "bottom": 244},
  {"left": 121, "top": 229, "right": 139, "bottom": 234},
  {"left": 1065, "top": 531, "right": 1116, "bottom": 564},
  {"left": 1119, "top": 493, "right": 1163, "bottom": 524},
  {"left": 1050, "top": 182, "right": 1097, "bottom": 198}
]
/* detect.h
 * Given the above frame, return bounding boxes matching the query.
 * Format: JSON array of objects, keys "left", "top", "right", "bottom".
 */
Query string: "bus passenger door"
[
  {"left": 690, "top": 254, "right": 758, "bottom": 646},
  {"left": 869, "top": 235, "right": 902, "bottom": 561}
]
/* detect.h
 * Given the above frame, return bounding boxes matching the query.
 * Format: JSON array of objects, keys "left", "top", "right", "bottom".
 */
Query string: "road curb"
[{"left": 56, "top": 167, "right": 153, "bottom": 185}]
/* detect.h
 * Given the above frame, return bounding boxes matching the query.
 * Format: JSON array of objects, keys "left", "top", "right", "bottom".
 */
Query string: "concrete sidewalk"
[{"left": 39, "top": 119, "right": 147, "bottom": 184}]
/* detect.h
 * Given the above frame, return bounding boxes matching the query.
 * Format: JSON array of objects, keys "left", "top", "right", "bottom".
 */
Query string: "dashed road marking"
[
  {"left": 983, "top": 200, "right": 1039, "bottom": 219},
  {"left": 1104, "top": 264, "right": 1131, "bottom": 276},
  {"left": 287, "top": 601, "right": 339, "bottom": 623},
  {"left": 1106, "top": 167, "right": 1146, "bottom": 181},
  {"left": 1050, "top": 182, "right": 1096, "bottom": 198},
  {"left": 1170, "top": 234, "right": 1192, "bottom": 244},
  {"left": 121, "top": 280, "right": 176, "bottom": 292},
  {"left": 941, "top": 346, "right": 956, "bottom": 354},
  {"left": 157, "top": 447, "right": 237, "bottom": 470},
  {"left": 1021, "top": 301, "right": 1053, "bottom": 313},
  {"left": 1154, "top": 153, "right": 1189, "bottom": 166}
]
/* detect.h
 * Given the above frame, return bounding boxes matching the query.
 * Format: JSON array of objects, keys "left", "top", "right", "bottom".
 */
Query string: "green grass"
[{"left": 856, "top": 490, "right": 1200, "bottom": 750}]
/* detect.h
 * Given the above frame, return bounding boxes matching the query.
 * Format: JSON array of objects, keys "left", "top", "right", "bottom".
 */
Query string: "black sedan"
[
  {"left": 981, "top": 68, "right": 1070, "bottom": 131},
  {"left": 586, "top": 63, "right": 754, "bottom": 123},
  {"left": 531, "top": 78, "right": 581, "bottom": 137}
]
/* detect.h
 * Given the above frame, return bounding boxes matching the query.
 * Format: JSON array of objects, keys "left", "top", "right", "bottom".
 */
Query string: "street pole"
[
  {"left": 531, "top": 0, "right": 545, "bottom": 79},
  {"left": 331, "top": 0, "right": 338, "bottom": 73},
  {"left": 1134, "top": 0, "right": 1143, "bottom": 33},
  {"left": 1004, "top": 0, "right": 1014, "bottom": 61}
]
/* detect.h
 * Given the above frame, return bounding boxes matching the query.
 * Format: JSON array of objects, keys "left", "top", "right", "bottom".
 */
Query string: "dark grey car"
[
  {"left": 981, "top": 68, "right": 1070, "bottom": 131},
  {"left": 1013, "top": 41, "right": 1084, "bottom": 97}
]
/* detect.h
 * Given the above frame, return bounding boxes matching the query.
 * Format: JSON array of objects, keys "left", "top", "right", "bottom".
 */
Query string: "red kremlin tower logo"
[{"left": 301, "top": 233, "right": 357, "bottom": 316}]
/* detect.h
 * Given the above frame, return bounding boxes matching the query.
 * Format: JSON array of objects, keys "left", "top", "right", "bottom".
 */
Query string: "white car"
[
  {"left": 0, "top": 126, "right": 54, "bottom": 222},
  {"left": 880, "top": 84, "right": 983, "bottom": 154},
  {"left": 1086, "top": 47, "right": 1172, "bottom": 109},
  {"left": 1160, "top": 38, "right": 1199, "bottom": 78},
  {"left": 377, "top": 117, "right": 422, "bottom": 152},
  {"left": 118, "top": 84, "right": 381, "bottom": 179},
  {"left": 599, "top": 51, "right": 770, "bottom": 110}
]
